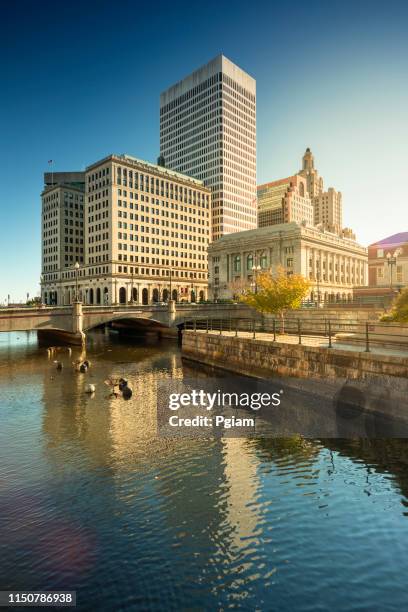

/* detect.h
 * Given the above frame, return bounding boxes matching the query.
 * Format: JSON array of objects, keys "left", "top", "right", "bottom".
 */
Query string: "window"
[
  {"left": 396, "top": 266, "right": 403, "bottom": 284},
  {"left": 233, "top": 255, "right": 241, "bottom": 273},
  {"left": 246, "top": 254, "right": 253, "bottom": 271},
  {"left": 260, "top": 253, "right": 267, "bottom": 268},
  {"left": 377, "top": 249, "right": 384, "bottom": 258}
]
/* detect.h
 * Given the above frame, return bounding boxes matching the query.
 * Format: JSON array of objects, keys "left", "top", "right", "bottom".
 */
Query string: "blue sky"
[{"left": 1, "top": 0, "right": 407, "bottom": 301}]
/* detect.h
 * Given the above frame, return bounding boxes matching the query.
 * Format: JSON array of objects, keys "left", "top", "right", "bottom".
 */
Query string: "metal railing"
[{"left": 183, "top": 316, "right": 408, "bottom": 353}]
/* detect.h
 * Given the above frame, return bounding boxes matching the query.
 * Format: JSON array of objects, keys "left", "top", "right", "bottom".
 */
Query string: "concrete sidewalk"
[{"left": 194, "top": 329, "right": 408, "bottom": 359}]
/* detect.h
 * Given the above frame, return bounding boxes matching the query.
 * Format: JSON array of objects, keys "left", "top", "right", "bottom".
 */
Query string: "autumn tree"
[
  {"left": 239, "top": 267, "right": 310, "bottom": 332},
  {"left": 380, "top": 287, "right": 408, "bottom": 323}
]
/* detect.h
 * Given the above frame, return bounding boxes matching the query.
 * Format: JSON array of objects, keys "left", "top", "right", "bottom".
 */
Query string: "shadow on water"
[{"left": 2, "top": 331, "right": 408, "bottom": 610}]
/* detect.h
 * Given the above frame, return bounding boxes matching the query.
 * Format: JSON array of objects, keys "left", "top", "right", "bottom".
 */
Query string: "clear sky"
[{"left": 1, "top": 0, "right": 407, "bottom": 302}]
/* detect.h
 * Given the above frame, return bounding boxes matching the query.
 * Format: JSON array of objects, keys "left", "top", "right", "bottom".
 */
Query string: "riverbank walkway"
[{"left": 192, "top": 329, "right": 408, "bottom": 359}]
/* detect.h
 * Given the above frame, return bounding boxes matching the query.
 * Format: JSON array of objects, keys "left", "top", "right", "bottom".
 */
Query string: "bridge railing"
[{"left": 183, "top": 316, "right": 408, "bottom": 353}]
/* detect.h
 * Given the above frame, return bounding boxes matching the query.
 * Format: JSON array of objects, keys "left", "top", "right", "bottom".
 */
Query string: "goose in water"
[{"left": 122, "top": 384, "right": 133, "bottom": 400}]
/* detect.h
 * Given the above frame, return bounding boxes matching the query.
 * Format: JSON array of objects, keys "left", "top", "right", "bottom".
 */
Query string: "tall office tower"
[
  {"left": 160, "top": 54, "right": 257, "bottom": 241},
  {"left": 41, "top": 172, "right": 85, "bottom": 305},
  {"left": 299, "top": 148, "right": 343, "bottom": 235},
  {"left": 257, "top": 175, "right": 313, "bottom": 228}
]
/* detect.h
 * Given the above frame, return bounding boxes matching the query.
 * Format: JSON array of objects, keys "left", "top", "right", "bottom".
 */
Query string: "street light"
[
  {"left": 74, "top": 261, "right": 80, "bottom": 302},
  {"left": 316, "top": 261, "right": 321, "bottom": 304},
  {"left": 251, "top": 263, "right": 261, "bottom": 293},
  {"left": 386, "top": 250, "right": 400, "bottom": 291}
]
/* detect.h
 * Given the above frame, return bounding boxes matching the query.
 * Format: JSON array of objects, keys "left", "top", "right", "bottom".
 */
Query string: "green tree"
[
  {"left": 239, "top": 267, "right": 310, "bottom": 332},
  {"left": 380, "top": 286, "right": 408, "bottom": 322},
  {"left": 26, "top": 296, "right": 42, "bottom": 307}
]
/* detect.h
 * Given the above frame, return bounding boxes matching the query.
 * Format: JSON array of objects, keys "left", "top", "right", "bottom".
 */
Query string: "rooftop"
[
  {"left": 370, "top": 232, "right": 408, "bottom": 248},
  {"left": 86, "top": 154, "right": 208, "bottom": 188}
]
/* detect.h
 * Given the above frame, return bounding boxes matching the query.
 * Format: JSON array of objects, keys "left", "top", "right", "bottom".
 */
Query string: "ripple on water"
[{"left": 1, "top": 332, "right": 408, "bottom": 610}]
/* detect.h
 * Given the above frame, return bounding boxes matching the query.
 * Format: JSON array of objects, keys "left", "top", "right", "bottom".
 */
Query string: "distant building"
[
  {"left": 41, "top": 155, "right": 211, "bottom": 306},
  {"left": 258, "top": 174, "right": 313, "bottom": 228},
  {"left": 208, "top": 222, "right": 367, "bottom": 302},
  {"left": 367, "top": 232, "right": 408, "bottom": 289},
  {"left": 41, "top": 172, "right": 85, "bottom": 305},
  {"left": 258, "top": 148, "right": 358, "bottom": 241},
  {"left": 299, "top": 148, "right": 343, "bottom": 235},
  {"left": 160, "top": 54, "right": 257, "bottom": 241}
]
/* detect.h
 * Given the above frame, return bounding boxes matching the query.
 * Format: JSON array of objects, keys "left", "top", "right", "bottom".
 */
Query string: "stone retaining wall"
[{"left": 182, "top": 331, "right": 408, "bottom": 383}]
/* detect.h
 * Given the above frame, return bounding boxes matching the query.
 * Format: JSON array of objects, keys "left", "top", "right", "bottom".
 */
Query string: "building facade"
[
  {"left": 208, "top": 222, "right": 367, "bottom": 303},
  {"left": 41, "top": 155, "right": 211, "bottom": 306},
  {"left": 258, "top": 175, "right": 313, "bottom": 228},
  {"left": 41, "top": 172, "right": 85, "bottom": 305},
  {"left": 298, "top": 148, "right": 345, "bottom": 236},
  {"left": 367, "top": 232, "right": 408, "bottom": 289},
  {"left": 160, "top": 54, "right": 257, "bottom": 241}
]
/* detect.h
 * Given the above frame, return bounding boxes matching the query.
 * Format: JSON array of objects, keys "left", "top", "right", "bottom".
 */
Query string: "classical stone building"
[
  {"left": 41, "top": 172, "right": 85, "bottom": 305},
  {"left": 160, "top": 54, "right": 257, "bottom": 241},
  {"left": 208, "top": 222, "right": 367, "bottom": 303},
  {"left": 258, "top": 174, "right": 313, "bottom": 228},
  {"left": 41, "top": 155, "right": 211, "bottom": 305}
]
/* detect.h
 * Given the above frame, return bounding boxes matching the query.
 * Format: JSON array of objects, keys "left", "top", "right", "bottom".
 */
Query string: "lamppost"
[
  {"left": 74, "top": 261, "right": 80, "bottom": 301},
  {"left": 316, "top": 261, "right": 321, "bottom": 304},
  {"left": 131, "top": 270, "right": 134, "bottom": 304},
  {"left": 251, "top": 261, "right": 261, "bottom": 293},
  {"left": 386, "top": 250, "right": 400, "bottom": 291}
]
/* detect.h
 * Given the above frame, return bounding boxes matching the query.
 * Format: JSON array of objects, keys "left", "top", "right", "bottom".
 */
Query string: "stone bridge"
[{"left": 0, "top": 301, "right": 253, "bottom": 345}]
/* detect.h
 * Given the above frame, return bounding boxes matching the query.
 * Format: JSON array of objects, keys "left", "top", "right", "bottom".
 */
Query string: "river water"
[{"left": 1, "top": 330, "right": 408, "bottom": 611}]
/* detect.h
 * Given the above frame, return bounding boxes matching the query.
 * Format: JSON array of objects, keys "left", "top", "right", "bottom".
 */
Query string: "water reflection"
[{"left": 1, "top": 331, "right": 408, "bottom": 610}]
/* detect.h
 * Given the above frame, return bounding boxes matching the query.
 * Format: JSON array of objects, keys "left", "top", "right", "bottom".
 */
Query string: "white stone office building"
[
  {"left": 41, "top": 155, "right": 211, "bottom": 306},
  {"left": 208, "top": 222, "right": 367, "bottom": 303},
  {"left": 41, "top": 172, "right": 85, "bottom": 305},
  {"left": 160, "top": 54, "right": 257, "bottom": 241}
]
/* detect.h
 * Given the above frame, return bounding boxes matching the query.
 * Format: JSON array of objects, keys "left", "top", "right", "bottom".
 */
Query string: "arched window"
[
  {"left": 199, "top": 290, "right": 205, "bottom": 302},
  {"left": 191, "top": 290, "right": 196, "bottom": 303},
  {"left": 172, "top": 289, "right": 178, "bottom": 302},
  {"left": 152, "top": 288, "right": 159, "bottom": 303},
  {"left": 132, "top": 288, "right": 137, "bottom": 302},
  {"left": 104, "top": 287, "right": 109, "bottom": 304},
  {"left": 162, "top": 289, "right": 169, "bottom": 302},
  {"left": 260, "top": 252, "right": 267, "bottom": 269},
  {"left": 247, "top": 254, "right": 253, "bottom": 271},
  {"left": 119, "top": 287, "right": 126, "bottom": 304},
  {"left": 299, "top": 182, "right": 305, "bottom": 197},
  {"left": 142, "top": 288, "right": 149, "bottom": 305},
  {"left": 233, "top": 255, "right": 241, "bottom": 272},
  {"left": 96, "top": 288, "right": 101, "bottom": 305},
  {"left": 89, "top": 288, "right": 94, "bottom": 305}
]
